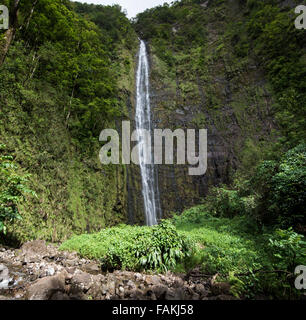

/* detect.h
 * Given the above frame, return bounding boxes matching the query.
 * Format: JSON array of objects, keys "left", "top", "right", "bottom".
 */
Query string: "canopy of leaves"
[{"left": 1, "top": 0, "right": 137, "bottom": 151}]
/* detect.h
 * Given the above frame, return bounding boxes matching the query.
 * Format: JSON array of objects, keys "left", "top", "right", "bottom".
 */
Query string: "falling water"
[{"left": 135, "top": 40, "right": 158, "bottom": 226}]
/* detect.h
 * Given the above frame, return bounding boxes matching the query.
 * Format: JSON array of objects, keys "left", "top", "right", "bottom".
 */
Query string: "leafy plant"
[
  {"left": 267, "top": 228, "right": 306, "bottom": 271},
  {"left": 174, "top": 206, "right": 304, "bottom": 299},
  {"left": 60, "top": 220, "right": 192, "bottom": 272},
  {"left": 206, "top": 187, "right": 256, "bottom": 219},
  {"left": 251, "top": 144, "right": 306, "bottom": 228}
]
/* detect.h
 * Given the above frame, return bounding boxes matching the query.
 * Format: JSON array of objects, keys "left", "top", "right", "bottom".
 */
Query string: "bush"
[
  {"left": 205, "top": 187, "right": 257, "bottom": 219},
  {"left": 252, "top": 144, "right": 306, "bottom": 228},
  {"left": 172, "top": 205, "right": 210, "bottom": 225},
  {"left": 201, "top": 144, "right": 306, "bottom": 229},
  {"left": 174, "top": 208, "right": 262, "bottom": 275},
  {"left": 60, "top": 220, "right": 192, "bottom": 272},
  {"left": 267, "top": 228, "right": 306, "bottom": 271}
]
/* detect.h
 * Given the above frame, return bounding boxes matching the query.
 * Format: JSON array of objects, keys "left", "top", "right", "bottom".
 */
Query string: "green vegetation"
[
  {"left": 0, "top": 1, "right": 137, "bottom": 242},
  {"left": 173, "top": 206, "right": 305, "bottom": 299},
  {"left": 60, "top": 220, "right": 191, "bottom": 272},
  {"left": 134, "top": 0, "right": 305, "bottom": 164},
  {"left": 243, "top": 1, "right": 306, "bottom": 148},
  {"left": 61, "top": 205, "right": 305, "bottom": 299},
  {"left": 204, "top": 144, "right": 306, "bottom": 230},
  {"left": 0, "top": 0, "right": 305, "bottom": 301},
  {"left": 134, "top": 0, "right": 305, "bottom": 226},
  {"left": 0, "top": 144, "right": 36, "bottom": 234},
  {"left": 251, "top": 144, "right": 306, "bottom": 228}
]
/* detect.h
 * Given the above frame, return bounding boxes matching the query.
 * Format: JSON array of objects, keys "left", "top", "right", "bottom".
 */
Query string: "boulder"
[
  {"left": 165, "top": 287, "right": 185, "bottom": 300},
  {"left": 151, "top": 284, "right": 168, "bottom": 299},
  {"left": 83, "top": 262, "right": 100, "bottom": 274},
  {"left": 20, "top": 240, "right": 49, "bottom": 263},
  {"left": 72, "top": 270, "right": 93, "bottom": 292},
  {"left": 26, "top": 270, "right": 69, "bottom": 300},
  {"left": 195, "top": 283, "right": 208, "bottom": 297}
]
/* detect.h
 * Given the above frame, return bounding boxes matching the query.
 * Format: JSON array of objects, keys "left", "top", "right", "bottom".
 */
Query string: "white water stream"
[{"left": 135, "top": 40, "right": 158, "bottom": 226}]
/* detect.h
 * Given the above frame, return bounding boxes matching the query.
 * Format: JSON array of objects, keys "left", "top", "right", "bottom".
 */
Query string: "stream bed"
[{"left": 0, "top": 241, "right": 234, "bottom": 300}]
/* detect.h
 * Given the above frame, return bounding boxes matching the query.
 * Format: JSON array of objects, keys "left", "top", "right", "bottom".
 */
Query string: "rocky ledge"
[{"left": 0, "top": 240, "right": 235, "bottom": 300}]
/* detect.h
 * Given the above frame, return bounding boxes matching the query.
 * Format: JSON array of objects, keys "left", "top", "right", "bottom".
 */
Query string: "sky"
[{"left": 74, "top": 0, "right": 174, "bottom": 19}]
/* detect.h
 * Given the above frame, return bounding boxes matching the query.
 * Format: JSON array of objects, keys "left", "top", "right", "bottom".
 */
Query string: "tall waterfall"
[{"left": 135, "top": 40, "right": 158, "bottom": 226}]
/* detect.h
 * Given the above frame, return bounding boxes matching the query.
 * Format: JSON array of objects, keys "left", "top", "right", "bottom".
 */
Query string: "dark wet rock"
[
  {"left": 151, "top": 284, "right": 168, "bottom": 299},
  {"left": 165, "top": 287, "right": 185, "bottom": 300},
  {"left": 194, "top": 283, "right": 208, "bottom": 297},
  {"left": 50, "top": 291, "right": 70, "bottom": 300}
]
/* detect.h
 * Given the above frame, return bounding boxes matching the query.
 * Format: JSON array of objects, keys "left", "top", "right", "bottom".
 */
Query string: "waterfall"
[{"left": 135, "top": 40, "right": 158, "bottom": 226}]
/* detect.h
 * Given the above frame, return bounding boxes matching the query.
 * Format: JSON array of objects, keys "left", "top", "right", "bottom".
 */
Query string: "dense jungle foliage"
[{"left": 0, "top": 0, "right": 138, "bottom": 242}]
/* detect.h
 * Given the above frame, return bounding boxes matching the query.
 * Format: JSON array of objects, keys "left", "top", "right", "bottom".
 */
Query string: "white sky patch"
[{"left": 73, "top": 0, "right": 174, "bottom": 19}]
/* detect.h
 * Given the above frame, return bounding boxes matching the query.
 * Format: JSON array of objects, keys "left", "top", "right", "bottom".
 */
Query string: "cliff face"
[
  {"left": 149, "top": 49, "right": 275, "bottom": 217},
  {"left": 134, "top": 0, "right": 281, "bottom": 218},
  {"left": 126, "top": 0, "right": 305, "bottom": 223}
]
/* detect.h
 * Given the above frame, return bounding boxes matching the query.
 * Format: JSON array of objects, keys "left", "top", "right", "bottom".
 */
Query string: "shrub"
[
  {"left": 206, "top": 187, "right": 257, "bottom": 219},
  {"left": 172, "top": 205, "right": 209, "bottom": 225},
  {"left": 202, "top": 144, "right": 306, "bottom": 229},
  {"left": 267, "top": 228, "right": 306, "bottom": 271},
  {"left": 174, "top": 207, "right": 304, "bottom": 299},
  {"left": 60, "top": 220, "right": 192, "bottom": 272},
  {"left": 174, "top": 208, "right": 262, "bottom": 275},
  {"left": 252, "top": 144, "right": 306, "bottom": 228}
]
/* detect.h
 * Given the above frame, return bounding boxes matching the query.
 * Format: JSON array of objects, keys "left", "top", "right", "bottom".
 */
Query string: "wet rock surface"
[{"left": 0, "top": 241, "right": 235, "bottom": 300}]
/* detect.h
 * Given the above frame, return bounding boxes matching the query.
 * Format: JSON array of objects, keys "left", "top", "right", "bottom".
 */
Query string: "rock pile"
[{"left": 0, "top": 241, "right": 235, "bottom": 300}]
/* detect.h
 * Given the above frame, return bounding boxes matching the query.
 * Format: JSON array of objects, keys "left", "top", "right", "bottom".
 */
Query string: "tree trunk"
[{"left": 23, "top": 0, "right": 38, "bottom": 31}]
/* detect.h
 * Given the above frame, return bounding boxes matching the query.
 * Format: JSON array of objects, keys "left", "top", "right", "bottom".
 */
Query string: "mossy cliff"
[{"left": 0, "top": 1, "right": 138, "bottom": 243}]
